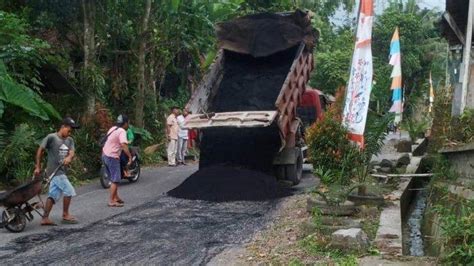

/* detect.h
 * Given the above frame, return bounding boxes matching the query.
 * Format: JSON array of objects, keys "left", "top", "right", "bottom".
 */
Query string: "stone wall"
[{"left": 439, "top": 142, "right": 474, "bottom": 179}]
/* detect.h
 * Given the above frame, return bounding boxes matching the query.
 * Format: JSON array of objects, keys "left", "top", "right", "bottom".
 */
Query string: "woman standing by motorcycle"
[{"left": 102, "top": 115, "right": 132, "bottom": 207}]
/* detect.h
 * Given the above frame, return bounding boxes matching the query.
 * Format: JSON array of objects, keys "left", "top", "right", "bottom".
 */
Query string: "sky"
[{"left": 331, "top": 0, "right": 446, "bottom": 27}]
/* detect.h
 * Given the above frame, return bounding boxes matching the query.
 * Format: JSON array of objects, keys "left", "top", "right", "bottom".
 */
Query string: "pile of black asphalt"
[
  {"left": 168, "top": 166, "right": 291, "bottom": 202},
  {"left": 210, "top": 45, "right": 297, "bottom": 112}
]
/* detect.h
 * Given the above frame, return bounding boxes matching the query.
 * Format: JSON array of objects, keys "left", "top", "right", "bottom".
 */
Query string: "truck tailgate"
[{"left": 184, "top": 111, "right": 278, "bottom": 129}]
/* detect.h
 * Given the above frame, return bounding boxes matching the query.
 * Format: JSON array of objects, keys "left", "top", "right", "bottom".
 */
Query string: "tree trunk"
[
  {"left": 82, "top": 0, "right": 96, "bottom": 115},
  {"left": 134, "top": 0, "right": 152, "bottom": 128}
]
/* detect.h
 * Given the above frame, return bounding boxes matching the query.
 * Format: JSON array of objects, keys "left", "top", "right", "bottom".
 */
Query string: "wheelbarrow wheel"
[{"left": 2, "top": 208, "right": 27, "bottom": 233}]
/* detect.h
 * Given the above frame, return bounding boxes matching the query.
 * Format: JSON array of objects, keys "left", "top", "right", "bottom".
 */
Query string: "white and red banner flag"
[{"left": 342, "top": 0, "right": 374, "bottom": 147}]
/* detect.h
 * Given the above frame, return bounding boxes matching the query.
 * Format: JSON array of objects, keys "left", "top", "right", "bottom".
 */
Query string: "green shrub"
[
  {"left": 432, "top": 198, "right": 474, "bottom": 264},
  {"left": 306, "top": 115, "right": 360, "bottom": 185},
  {"left": 450, "top": 109, "right": 474, "bottom": 144},
  {"left": 306, "top": 88, "right": 363, "bottom": 185},
  {"left": 70, "top": 125, "right": 102, "bottom": 180},
  {"left": 432, "top": 154, "right": 459, "bottom": 181},
  {"left": 401, "top": 116, "right": 429, "bottom": 141},
  {"left": 0, "top": 123, "right": 37, "bottom": 183},
  {"left": 355, "top": 112, "right": 392, "bottom": 188}
]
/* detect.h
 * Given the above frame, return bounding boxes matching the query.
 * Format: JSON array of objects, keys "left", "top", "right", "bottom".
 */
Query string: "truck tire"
[
  {"left": 274, "top": 165, "right": 286, "bottom": 180},
  {"left": 286, "top": 149, "right": 303, "bottom": 185}
]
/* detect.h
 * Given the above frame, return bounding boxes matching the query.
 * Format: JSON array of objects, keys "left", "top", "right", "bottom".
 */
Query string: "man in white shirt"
[
  {"left": 166, "top": 107, "right": 180, "bottom": 166},
  {"left": 176, "top": 109, "right": 190, "bottom": 165}
]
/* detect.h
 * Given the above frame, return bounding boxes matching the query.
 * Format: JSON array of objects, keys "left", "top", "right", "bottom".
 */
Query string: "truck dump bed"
[
  {"left": 185, "top": 10, "right": 315, "bottom": 172},
  {"left": 210, "top": 46, "right": 298, "bottom": 112}
]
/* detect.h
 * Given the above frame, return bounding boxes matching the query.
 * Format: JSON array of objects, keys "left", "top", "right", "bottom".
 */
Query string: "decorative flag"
[
  {"left": 342, "top": 0, "right": 374, "bottom": 147},
  {"left": 428, "top": 71, "right": 434, "bottom": 113},
  {"left": 388, "top": 27, "right": 403, "bottom": 123}
]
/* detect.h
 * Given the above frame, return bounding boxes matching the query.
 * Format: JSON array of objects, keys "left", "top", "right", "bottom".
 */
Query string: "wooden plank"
[{"left": 443, "top": 12, "right": 466, "bottom": 45}]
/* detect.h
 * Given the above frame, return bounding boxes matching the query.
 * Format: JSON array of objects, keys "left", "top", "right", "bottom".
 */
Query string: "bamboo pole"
[{"left": 372, "top": 173, "right": 434, "bottom": 178}]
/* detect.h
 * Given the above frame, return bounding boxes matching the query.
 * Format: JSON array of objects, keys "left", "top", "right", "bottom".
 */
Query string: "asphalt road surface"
[{"left": 0, "top": 164, "right": 316, "bottom": 264}]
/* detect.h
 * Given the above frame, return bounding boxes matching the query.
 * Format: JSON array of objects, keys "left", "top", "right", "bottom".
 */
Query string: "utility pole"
[{"left": 460, "top": 0, "right": 474, "bottom": 113}]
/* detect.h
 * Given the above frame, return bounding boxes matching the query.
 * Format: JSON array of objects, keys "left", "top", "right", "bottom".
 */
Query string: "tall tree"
[
  {"left": 135, "top": 0, "right": 152, "bottom": 128},
  {"left": 82, "top": 0, "right": 97, "bottom": 115}
]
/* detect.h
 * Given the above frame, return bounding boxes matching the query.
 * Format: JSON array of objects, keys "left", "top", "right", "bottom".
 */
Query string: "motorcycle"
[{"left": 100, "top": 147, "right": 141, "bottom": 189}]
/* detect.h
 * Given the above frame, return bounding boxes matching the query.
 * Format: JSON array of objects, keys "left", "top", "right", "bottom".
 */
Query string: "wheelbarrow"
[{"left": 0, "top": 164, "right": 62, "bottom": 233}]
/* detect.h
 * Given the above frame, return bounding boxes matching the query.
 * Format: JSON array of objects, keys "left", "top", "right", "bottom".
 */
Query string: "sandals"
[
  {"left": 40, "top": 221, "right": 58, "bottom": 226},
  {"left": 62, "top": 218, "right": 79, "bottom": 224},
  {"left": 107, "top": 202, "right": 124, "bottom": 207}
]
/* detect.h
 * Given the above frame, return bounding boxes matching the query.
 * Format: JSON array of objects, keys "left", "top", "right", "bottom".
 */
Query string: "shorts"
[
  {"left": 48, "top": 174, "right": 76, "bottom": 203},
  {"left": 102, "top": 155, "right": 121, "bottom": 183}
]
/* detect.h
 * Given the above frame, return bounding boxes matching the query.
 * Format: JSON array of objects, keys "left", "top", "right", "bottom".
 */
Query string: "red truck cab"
[{"left": 297, "top": 87, "right": 333, "bottom": 130}]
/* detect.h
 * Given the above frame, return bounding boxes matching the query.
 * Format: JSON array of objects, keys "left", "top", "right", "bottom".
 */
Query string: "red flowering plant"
[
  {"left": 306, "top": 87, "right": 362, "bottom": 186},
  {"left": 307, "top": 87, "right": 392, "bottom": 200}
]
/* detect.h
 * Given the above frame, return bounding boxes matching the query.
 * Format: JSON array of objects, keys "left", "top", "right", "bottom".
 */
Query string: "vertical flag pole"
[
  {"left": 342, "top": 0, "right": 374, "bottom": 149},
  {"left": 388, "top": 27, "right": 403, "bottom": 137}
]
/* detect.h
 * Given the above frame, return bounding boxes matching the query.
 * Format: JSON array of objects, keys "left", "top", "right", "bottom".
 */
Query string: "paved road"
[
  {"left": 0, "top": 164, "right": 316, "bottom": 264},
  {"left": 0, "top": 165, "right": 196, "bottom": 253}
]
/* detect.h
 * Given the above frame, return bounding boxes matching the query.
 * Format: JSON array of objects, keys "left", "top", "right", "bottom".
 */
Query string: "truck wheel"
[
  {"left": 274, "top": 165, "right": 286, "bottom": 180},
  {"left": 286, "top": 150, "right": 303, "bottom": 185}
]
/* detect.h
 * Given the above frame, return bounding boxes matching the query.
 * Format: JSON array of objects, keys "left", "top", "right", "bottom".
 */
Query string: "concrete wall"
[{"left": 439, "top": 142, "right": 474, "bottom": 179}]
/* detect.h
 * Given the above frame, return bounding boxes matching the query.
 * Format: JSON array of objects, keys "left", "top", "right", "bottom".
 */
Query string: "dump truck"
[{"left": 184, "top": 10, "right": 324, "bottom": 185}]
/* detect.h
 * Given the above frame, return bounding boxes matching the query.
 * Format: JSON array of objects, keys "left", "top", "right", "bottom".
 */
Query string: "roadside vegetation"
[
  {"left": 423, "top": 87, "right": 474, "bottom": 264},
  {"left": 0, "top": 0, "right": 314, "bottom": 188},
  {"left": 244, "top": 1, "right": 450, "bottom": 264},
  {"left": 1, "top": 0, "right": 472, "bottom": 264}
]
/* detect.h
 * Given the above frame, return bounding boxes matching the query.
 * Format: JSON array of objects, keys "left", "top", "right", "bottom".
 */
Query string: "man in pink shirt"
[{"left": 102, "top": 114, "right": 132, "bottom": 207}]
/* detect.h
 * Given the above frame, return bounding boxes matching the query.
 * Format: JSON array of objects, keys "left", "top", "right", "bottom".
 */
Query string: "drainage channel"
[{"left": 401, "top": 176, "right": 430, "bottom": 256}]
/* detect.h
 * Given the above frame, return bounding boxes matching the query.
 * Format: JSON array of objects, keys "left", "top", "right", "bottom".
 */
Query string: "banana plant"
[{"left": 0, "top": 60, "right": 60, "bottom": 120}]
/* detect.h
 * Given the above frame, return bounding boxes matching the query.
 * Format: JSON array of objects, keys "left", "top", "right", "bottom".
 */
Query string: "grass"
[
  {"left": 356, "top": 206, "right": 382, "bottom": 240},
  {"left": 299, "top": 233, "right": 358, "bottom": 265}
]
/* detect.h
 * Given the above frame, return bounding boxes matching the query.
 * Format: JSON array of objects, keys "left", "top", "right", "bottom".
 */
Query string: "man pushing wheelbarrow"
[
  {"left": 0, "top": 117, "right": 80, "bottom": 232},
  {"left": 34, "top": 117, "right": 80, "bottom": 226}
]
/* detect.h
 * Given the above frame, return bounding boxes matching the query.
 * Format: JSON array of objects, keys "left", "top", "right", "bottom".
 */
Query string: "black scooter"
[{"left": 100, "top": 147, "right": 141, "bottom": 189}]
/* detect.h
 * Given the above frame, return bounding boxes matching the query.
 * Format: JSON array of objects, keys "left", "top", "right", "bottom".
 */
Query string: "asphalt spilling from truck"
[
  {"left": 167, "top": 166, "right": 291, "bottom": 202},
  {"left": 200, "top": 46, "right": 298, "bottom": 174}
]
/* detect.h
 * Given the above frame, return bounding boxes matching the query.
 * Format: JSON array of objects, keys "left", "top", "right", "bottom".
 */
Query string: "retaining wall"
[{"left": 439, "top": 142, "right": 474, "bottom": 179}]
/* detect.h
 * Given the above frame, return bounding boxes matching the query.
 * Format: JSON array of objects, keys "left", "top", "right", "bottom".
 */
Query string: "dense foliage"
[
  {"left": 0, "top": 0, "right": 356, "bottom": 184},
  {"left": 310, "top": 0, "right": 446, "bottom": 117},
  {"left": 427, "top": 183, "right": 474, "bottom": 265},
  {"left": 429, "top": 84, "right": 474, "bottom": 152},
  {"left": 0, "top": 0, "right": 450, "bottom": 188}
]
